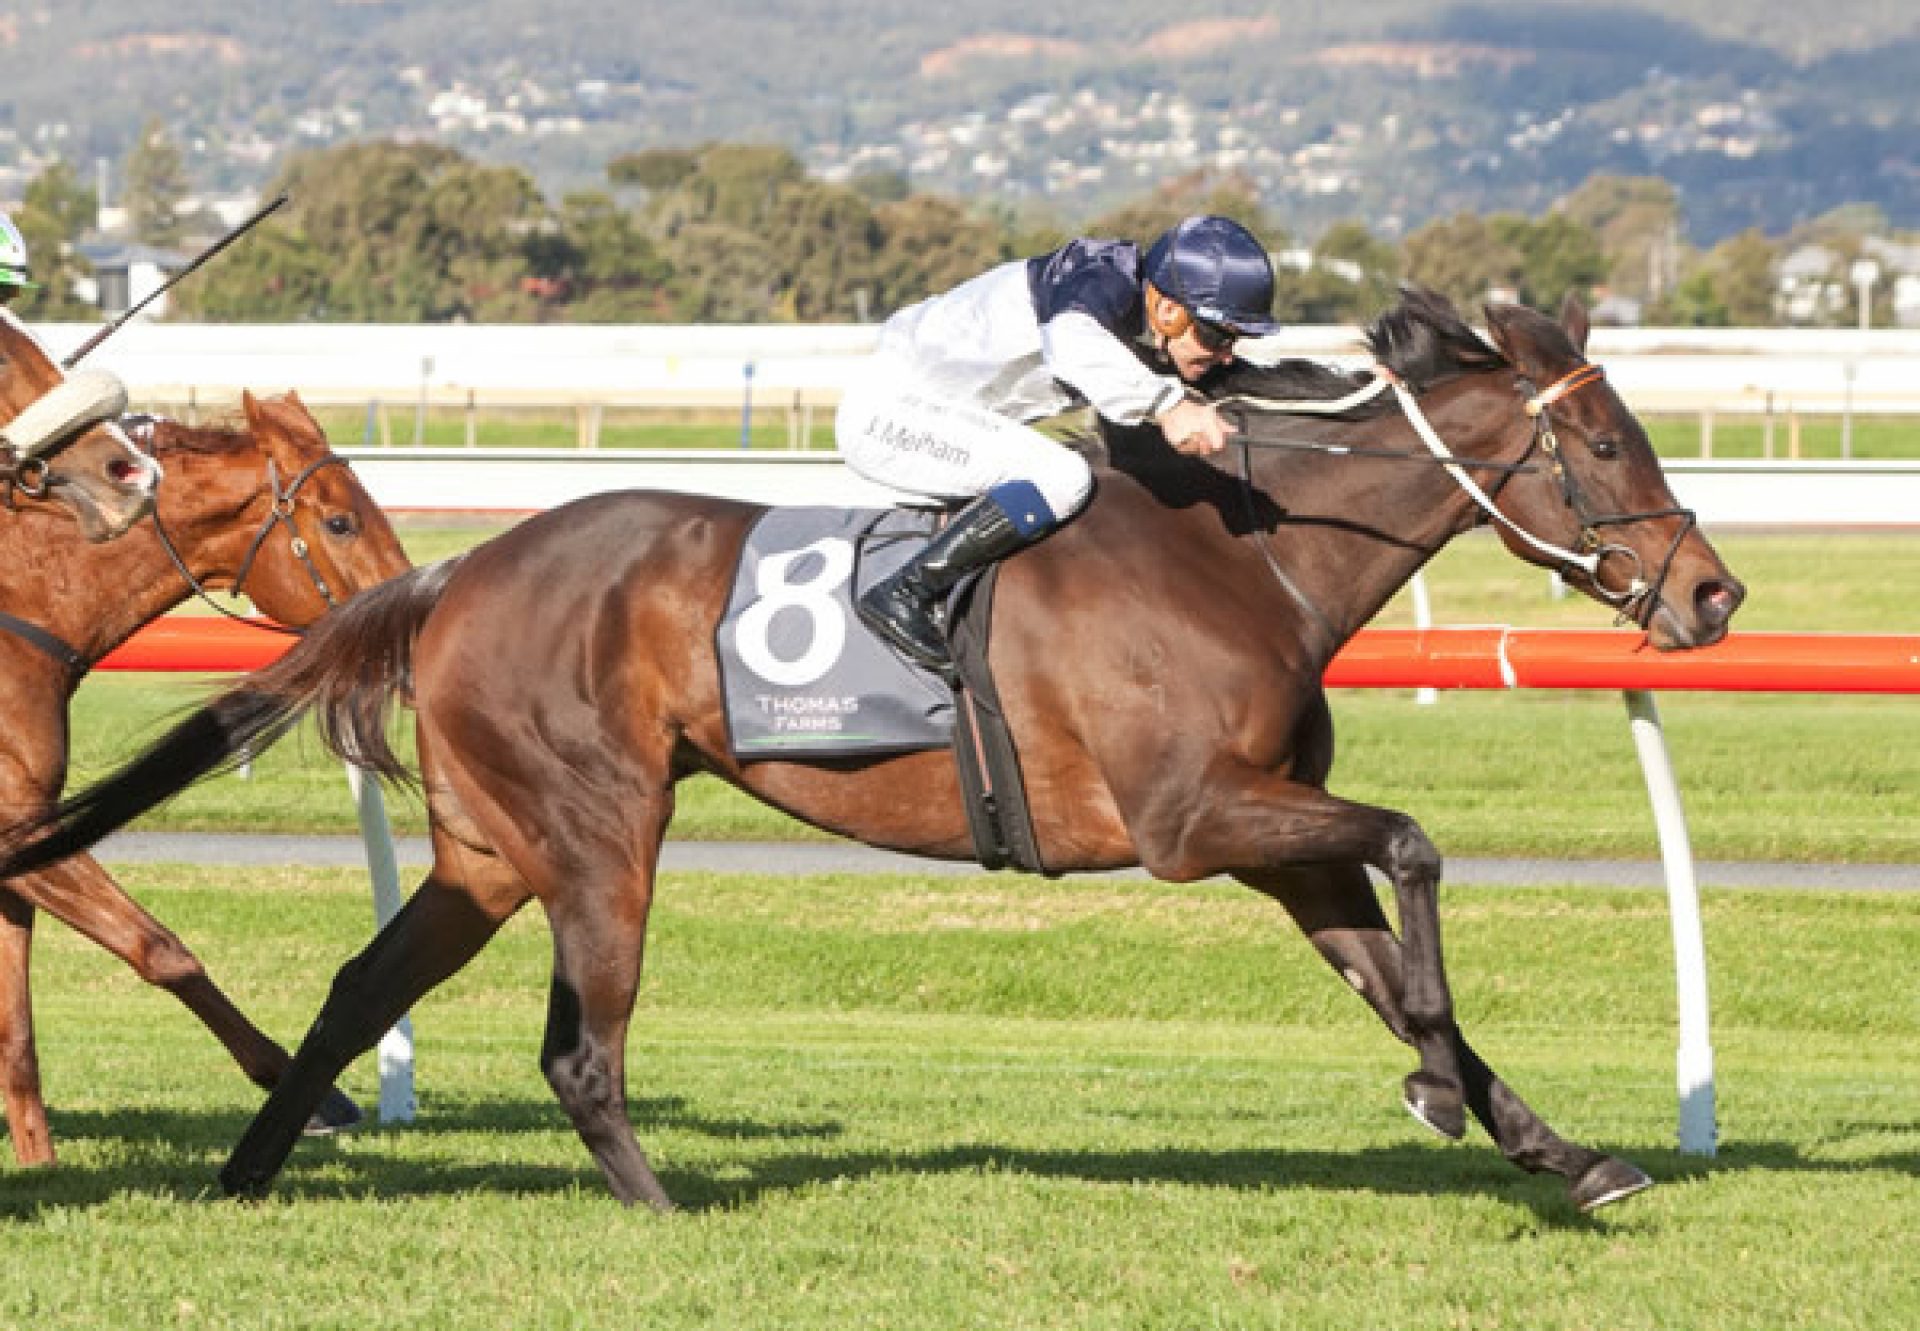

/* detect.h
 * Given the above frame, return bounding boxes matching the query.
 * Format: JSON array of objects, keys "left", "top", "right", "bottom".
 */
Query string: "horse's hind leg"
[
  {"left": 1242, "top": 864, "right": 1651, "bottom": 1210},
  {"left": 10, "top": 855, "right": 359, "bottom": 1131},
  {"left": 539, "top": 859, "right": 673, "bottom": 1210},
  {"left": 0, "top": 891, "right": 52, "bottom": 1165},
  {"left": 220, "top": 860, "right": 529, "bottom": 1200}
]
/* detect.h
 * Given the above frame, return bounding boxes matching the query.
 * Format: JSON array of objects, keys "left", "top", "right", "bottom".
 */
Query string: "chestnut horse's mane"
[{"left": 133, "top": 413, "right": 273, "bottom": 460}]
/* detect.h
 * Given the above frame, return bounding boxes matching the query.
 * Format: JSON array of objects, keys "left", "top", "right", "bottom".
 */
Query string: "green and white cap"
[{"left": 0, "top": 214, "right": 33, "bottom": 290}]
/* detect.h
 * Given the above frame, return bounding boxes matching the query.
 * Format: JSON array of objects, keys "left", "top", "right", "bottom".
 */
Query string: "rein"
[{"left": 1223, "top": 361, "right": 1694, "bottom": 629}]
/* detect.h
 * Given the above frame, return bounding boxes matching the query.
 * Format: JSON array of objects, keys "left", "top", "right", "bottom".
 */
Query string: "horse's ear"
[
  {"left": 240, "top": 389, "right": 297, "bottom": 461},
  {"left": 1559, "top": 291, "right": 1591, "bottom": 355},
  {"left": 1481, "top": 303, "right": 1521, "bottom": 361}
]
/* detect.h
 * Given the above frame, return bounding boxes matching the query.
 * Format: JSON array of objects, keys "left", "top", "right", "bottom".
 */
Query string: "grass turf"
[{"left": 0, "top": 867, "right": 1913, "bottom": 1329}]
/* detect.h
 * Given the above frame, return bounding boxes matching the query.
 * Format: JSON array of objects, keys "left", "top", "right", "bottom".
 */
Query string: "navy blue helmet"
[{"left": 1143, "top": 215, "right": 1280, "bottom": 337}]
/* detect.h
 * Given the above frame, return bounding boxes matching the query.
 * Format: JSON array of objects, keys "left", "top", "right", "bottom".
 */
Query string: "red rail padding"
[
  {"left": 1323, "top": 629, "right": 1920, "bottom": 693},
  {"left": 96, "top": 618, "right": 297, "bottom": 673},
  {"left": 96, "top": 621, "right": 1920, "bottom": 694}
]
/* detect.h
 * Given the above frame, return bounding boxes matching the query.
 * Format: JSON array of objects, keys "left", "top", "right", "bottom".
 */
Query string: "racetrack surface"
[{"left": 95, "top": 832, "right": 1920, "bottom": 891}]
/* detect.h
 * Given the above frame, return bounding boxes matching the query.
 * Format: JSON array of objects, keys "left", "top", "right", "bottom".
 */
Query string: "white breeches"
[{"left": 836, "top": 372, "right": 1094, "bottom": 520}]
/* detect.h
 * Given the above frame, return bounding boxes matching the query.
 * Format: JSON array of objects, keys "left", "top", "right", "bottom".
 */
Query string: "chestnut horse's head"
[
  {"left": 144, "top": 390, "right": 411, "bottom": 625},
  {"left": 1474, "top": 294, "right": 1744, "bottom": 649},
  {"left": 0, "top": 312, "right": 158, "bottom": 541}
]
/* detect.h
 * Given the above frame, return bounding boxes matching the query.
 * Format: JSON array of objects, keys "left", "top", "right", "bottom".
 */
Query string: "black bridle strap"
[
  {"left": 152, "top": 452, "right": 351, "bottom": 633},
  {"left": 1514, "top": 360, "right": 1701, "bottom": 629},
  {"left": 0, "top": 610, "right": 87, "bottom": 679}
]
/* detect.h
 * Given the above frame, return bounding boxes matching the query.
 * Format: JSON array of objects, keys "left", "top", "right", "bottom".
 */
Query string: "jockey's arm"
[{"left": 1040, "top": 309, "right": 1184, "bottom": 426}]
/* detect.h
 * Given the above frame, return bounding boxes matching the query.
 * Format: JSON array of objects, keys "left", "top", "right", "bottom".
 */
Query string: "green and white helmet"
[{"left": 0, "top": 214, "right": 31, "bottom": 291}]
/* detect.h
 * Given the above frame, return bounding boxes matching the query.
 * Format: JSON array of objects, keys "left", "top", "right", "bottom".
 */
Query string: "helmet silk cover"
[{"left": 0, "top": 215, "right": 31, "bottom": 290}]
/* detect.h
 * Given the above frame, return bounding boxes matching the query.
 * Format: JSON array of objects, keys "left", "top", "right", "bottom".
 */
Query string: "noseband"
[
  {"left": 1518, "top": 364, "right": 1696, "bottom": 629},
  {"left": 0, "top": 411, "right": 135, "bottom": 505}
]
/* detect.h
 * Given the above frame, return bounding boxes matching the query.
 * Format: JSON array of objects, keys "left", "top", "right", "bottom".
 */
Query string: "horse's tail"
[{"left": 0, "top": 555, "right": 464, "bottom": 879}]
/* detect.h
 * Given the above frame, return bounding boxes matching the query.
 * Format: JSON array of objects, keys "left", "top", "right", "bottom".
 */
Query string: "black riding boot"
[{"left": 858, "top": 492, "right": 1037, "bottom": 671}]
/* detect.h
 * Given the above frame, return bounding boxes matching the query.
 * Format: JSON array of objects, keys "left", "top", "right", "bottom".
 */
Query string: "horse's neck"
[
  {"left": 6, "top": 528, "right": 196, "bottom": 669},
  {"left": 1214, "top": 380, "right": 1508, "bottom": 648}
]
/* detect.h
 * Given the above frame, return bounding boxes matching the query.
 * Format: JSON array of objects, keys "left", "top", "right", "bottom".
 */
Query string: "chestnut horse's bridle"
[
  {"left": 0, "top": 438, "right": 352, "bottom": 682},
  {"left": 150, "top": 449, "right": 353, "bottom": 628}
]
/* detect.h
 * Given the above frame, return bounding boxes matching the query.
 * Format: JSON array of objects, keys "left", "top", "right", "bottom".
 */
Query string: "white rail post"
[
  {"left": 344, "top": 764, "right": 416, "bottom": 1123},
  {"left": 1408, "top": 572, "right": 1438, "bottom": 706},
  {"left": 1622, "top": 689, "right": 1717, "bottom": 1157}
]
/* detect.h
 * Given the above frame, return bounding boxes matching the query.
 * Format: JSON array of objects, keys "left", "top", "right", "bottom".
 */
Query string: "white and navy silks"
[{"left": 837, "top": 239, "right": 1185, "bottom": 538}]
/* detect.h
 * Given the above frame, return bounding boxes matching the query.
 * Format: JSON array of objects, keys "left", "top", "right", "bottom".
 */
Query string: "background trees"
[
  {"left": 121, "top": 117, "right": 189, "bottom": 248},
  {"left": 18, "top": 137, "right": 1864, "bottom": 328},
  {"left": 10, "top": 162, "right": 99, "bottom": 320}
]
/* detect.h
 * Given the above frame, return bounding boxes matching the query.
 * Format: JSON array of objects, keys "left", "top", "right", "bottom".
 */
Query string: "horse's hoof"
[
  {"left": 1402, "top": 1072, "right": 1467, "bottom": 1141},
  {"left": 1571, "top": 1156, "right": 1654, "bottom": 1212},
  {"left": 218, "top": 1161, "right": 271, "bottom": 1201},
  {"left": 302, "top": 1087, "right": 363, "bottom": 1137}
]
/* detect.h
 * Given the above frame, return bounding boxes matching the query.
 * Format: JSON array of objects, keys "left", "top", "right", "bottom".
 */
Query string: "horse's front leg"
[
  {"left": 1243, "top": 863, "right": 1652, "bottom": 1210},
  {"left": 1135, "top": 764, "right": 1468, "bottom": 1138},
  {"left": 10, "top": 854, "right": 362, "bottom": 1132},
  {"left": 0, "top": 890, "right": 52, "bottom": 1165}
]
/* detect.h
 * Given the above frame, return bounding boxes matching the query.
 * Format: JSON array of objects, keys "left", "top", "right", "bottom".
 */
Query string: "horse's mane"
[
  {"left": 128, "top": 413, "right": 261, "bottom": 460},
  {"left": 1214, "top": 285, "right": 1508, "bottom": 418},
  {"left": 1361, "top": 286, "right": 1509, "bottom": 391}
]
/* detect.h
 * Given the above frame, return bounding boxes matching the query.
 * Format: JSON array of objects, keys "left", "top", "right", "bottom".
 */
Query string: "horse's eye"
[
  {"left": 324, "top": 513, "right": 358, "bottom": 537},
  {"left": 1589, "top": 436, "right": 1620, "bottom": 460}
]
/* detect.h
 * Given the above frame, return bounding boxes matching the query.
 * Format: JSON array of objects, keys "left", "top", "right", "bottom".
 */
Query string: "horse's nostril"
[
  {"left": 1695, "top": 579, "right": 1743, "bottom": 625},
  {"left": 108, "top": 457, "right": 155, "bottom": 488}
]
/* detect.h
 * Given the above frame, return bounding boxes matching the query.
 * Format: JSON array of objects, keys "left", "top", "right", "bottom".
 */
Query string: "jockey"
[
  {"left": 838, "top": 213, "right": 1281, "bottom": 671},
  {"left": 0, "top": 212, "right": 33, "bottom": 306},
  {"left": 0, "top": 211, "right": 134, "bottom": 457}
]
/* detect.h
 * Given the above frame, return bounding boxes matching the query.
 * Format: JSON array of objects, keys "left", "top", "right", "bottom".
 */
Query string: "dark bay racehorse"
[
  {"left": 0, "top": 290, "right": 1742, "bottom": 1209},
  {"left": 0, "top": 391, "right": 410, "bottom": 1164},
  {"left": 0, "top": 312, "right": 158, "bottom": 541}
]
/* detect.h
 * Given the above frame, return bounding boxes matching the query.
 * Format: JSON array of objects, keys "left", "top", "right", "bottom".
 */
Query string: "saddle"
[{"left": 714, "top": 506, "right": 1045, "bottom": 873}]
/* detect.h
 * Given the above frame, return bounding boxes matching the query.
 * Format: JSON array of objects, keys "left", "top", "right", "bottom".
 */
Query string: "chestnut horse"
[
  {"left": 0, "top": 311, "right": 158, "bottom": 541},
  {"left": 0, "top": 391, "right": 410, "bottom": 1164},
  {"left": 0, "top": 291, "right": 1743, "bottom": 1210}
]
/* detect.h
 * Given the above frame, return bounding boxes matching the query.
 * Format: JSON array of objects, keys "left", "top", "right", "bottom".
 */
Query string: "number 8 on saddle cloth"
[{"left": 716, "top": 506, "right": 958, "bottom": 759}]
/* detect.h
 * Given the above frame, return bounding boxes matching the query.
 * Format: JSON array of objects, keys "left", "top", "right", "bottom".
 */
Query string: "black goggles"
[{"left": 1191, "top": 318, "right": 1237, "bottom": 353}]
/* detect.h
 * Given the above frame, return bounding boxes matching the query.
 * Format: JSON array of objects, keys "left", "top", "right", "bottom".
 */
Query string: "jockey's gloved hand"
[{"left": 1155, "top": 395, "right": 1234, "bottom": 457}]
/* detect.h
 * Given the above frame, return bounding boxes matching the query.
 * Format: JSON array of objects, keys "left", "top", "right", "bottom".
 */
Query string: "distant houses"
[
  {"left": 71, "top": 240, "right": 190, "bottom": 318},
  {"left": 1778, "top": 238, "right": 1920, "bottom": 328}
]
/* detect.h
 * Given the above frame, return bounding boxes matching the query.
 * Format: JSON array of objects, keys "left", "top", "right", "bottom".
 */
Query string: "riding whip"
[{"left": 62, "top": 192, "right": 290, "bottom": 369}]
